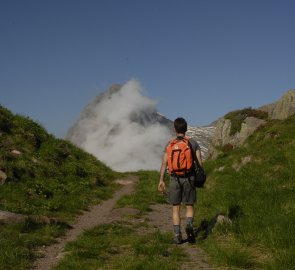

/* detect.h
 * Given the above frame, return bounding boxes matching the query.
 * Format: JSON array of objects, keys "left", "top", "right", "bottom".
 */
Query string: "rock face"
[
  {"left": 212, "top": 117, "right": 266, "bottom": 148},
  {"left": 259, "top": 90, "right": 295, "bottom": 120},
  {"left": 211, "top": 118, "right": 232, "bottom": 146},
  {"left": 209, "top": 90, "right": 295, "bottom": 156}
]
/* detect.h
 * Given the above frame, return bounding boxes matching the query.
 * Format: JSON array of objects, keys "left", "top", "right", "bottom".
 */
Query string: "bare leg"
[
  {"left": 186, "top": 204, "right": 194, "bottom": 219},
  {"left": 172, "top": 205, "right": 181, "bottom": 225}
]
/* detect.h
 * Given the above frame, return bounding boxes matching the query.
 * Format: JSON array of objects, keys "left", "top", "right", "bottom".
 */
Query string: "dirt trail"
[
  {"left": 32, "top": 175, "right": 213, "bottom": 270},
  {"left": 32, "top": 176, "right": 137, "bottom": 270},
  {"left": 144, "top": 204, "right": 213, "bottom": 270}
]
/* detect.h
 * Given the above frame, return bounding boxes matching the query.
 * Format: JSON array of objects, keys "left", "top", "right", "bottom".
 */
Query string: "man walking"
[{"left": 158, "top": 117, "right": 203, "bottom": 244}]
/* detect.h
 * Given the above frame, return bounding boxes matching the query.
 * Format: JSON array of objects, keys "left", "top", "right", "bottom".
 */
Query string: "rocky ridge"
[
  {"left": 259, "top": 89, "right": 295, "bottom": 120},
  {"left": 209, "top": 89, "right": 295, "bottom": 157}
]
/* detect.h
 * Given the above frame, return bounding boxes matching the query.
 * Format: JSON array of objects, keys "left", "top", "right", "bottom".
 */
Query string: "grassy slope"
[
  {"left": 55, "top": 116, "right": 295, "bottom": 270},
  {"left": 197, "top": 115, "right": 295, "bottom": 269},
  {"left": 0, "top": 105, "right": 122, "bottom": 269},
  {"left": 2, "top": 104, "right": 294, "bottom": 269}
]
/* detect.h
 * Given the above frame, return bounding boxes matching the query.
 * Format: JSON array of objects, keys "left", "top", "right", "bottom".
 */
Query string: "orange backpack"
[{"left": 166, "top": 136, "right": 194, "bottom": 176}]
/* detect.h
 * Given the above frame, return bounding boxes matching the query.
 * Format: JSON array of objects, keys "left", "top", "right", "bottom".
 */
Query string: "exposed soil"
[
  {"left": 32, "top": 175, "right": 214, "bottom": 270},
  {"left": 144, "top": 204, "right": 213, "bottom": 270}
]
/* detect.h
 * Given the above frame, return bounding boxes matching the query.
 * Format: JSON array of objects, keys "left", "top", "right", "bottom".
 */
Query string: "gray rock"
[
  {"left": 232, "top": 155, "right": 252, "bottom": 171},
  {"left": 236, "top": 117, "right": 266, "bottom": 146},
  {"left": 0, "top": 210, "right": 27, "bottom": 224},
  {"left": 11, "top": 149, "right": 21, "bottom": 155},
  {"left": 211, "top": 116, "right": 266, "bottom": 149},
  {"left": 216, "top": 214, "right": 232, "bottom": 225},
  {"left": 260, "top": 90, "right": 295, "bottom": 120},
  {"left": 211, "top": 118, "right": 232, "bottom": 146},
  {"left": 0, "top": 170, "right": 7, "bottom": 185}
]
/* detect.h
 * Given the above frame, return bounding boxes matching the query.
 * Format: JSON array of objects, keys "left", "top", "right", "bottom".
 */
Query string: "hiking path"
[{"left": 32, "top": 175, "right": 213, "bottom": 270}]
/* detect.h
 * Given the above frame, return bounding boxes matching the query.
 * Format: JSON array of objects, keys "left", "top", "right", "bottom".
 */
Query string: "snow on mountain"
[{"left": 186, "top": 125, "right": 216, "bottom": 159}]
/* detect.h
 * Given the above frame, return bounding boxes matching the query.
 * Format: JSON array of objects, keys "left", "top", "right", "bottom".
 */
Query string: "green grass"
[
  {"left": 196, "top": 115, "right": 295, "bottom": 269},
  {"left": 54, "top": 222, "right": 186, "bottom": 270},
  {"left": 0, "top": 105, "right": 123, "bottom": 269},
  {"left": 2, "top": 104, "right": 295, "bottom": 269},
  {"left": 116, "top": 170, "right": 167, "bottom": 213},
  {"left": 0, "top": 221, "right": 68, "bottom": 270}
]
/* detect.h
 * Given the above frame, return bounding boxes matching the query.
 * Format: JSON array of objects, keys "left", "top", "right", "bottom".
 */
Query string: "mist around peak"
[{"left": 66, "top": 79, "right": 172, "bottom": 172}]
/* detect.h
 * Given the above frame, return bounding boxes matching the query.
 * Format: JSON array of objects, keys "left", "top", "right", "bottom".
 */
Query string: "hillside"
[
  {"left": 0, "top": 105, "right": 121, "bottom": 269},
  {"left": 197, "top": 114, "right": 295, "bottom": 269},
  {"left": 1, "top": 101, "right": 294, "bottom": 269}
]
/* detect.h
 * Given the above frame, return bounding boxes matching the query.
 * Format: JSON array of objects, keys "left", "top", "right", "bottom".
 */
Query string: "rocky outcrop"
[
  {"left": 211, "top": 116, "right": 266, "bottom": 148},
  {"left": 259, "top": 90, "right": 295, "bottom": 120},
  {"left": 209, "top": 90, "right": 295, "bottom": 156},
  {"left": 211, "top": 118, "right": 232, "bottom": 146}
]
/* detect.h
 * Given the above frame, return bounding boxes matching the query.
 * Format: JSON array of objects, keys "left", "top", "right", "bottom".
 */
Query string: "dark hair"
[{"left": 174, "top": 117, "right": 187, "bottom": 133}]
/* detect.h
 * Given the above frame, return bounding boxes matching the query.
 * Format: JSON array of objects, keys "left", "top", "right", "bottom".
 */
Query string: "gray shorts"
[{"left": 168, "top": 176, "right": 196, "bottom": 205}]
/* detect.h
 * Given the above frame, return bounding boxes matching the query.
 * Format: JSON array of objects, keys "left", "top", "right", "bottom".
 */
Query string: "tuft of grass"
[{"left": 54, "top": 222, "right": 186, "bottom": 270}]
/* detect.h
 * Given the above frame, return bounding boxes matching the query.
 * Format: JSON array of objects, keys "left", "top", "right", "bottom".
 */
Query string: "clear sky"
[{"left": 1, "top": 0, "right": 295, "bottom": 137}]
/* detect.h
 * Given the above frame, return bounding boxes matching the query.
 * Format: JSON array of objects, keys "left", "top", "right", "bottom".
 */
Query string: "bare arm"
[{"left": 158, "top": 153, "right": 168, "bottom": 193}]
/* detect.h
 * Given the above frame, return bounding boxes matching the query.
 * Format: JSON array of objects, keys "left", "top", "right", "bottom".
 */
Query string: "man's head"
[{"left": 174, "top": 117, "right": 187, "bottom": 134}]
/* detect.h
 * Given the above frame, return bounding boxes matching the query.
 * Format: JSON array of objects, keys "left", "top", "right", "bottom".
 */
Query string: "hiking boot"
[
  {"left": 173, "top": 233, "right": 183, "bottom": 244},
  {"left": 185, "top": 225, "right": 196, "bottom": 243}
]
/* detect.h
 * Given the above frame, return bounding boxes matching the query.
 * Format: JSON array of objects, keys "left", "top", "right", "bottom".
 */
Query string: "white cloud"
[{"left": 70, "top": 79, "right": 171, "bottom": 172}]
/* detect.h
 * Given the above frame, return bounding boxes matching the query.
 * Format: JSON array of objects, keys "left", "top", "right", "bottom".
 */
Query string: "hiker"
[{"left": 158, "top": 117, "right": 203, "bottom": 244}]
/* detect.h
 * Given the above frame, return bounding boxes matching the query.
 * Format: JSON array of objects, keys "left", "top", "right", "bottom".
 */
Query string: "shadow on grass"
[{"left": 195, "top": 204, "right": 243, "bottom": 240}]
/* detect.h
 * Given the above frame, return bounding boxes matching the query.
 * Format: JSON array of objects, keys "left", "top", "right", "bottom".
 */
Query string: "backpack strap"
[{"left": 188, "top": 139, "right": 202, "bottom": 170}]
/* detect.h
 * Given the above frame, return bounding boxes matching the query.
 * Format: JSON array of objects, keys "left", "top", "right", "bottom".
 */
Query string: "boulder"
[
  {"left": 0, "top": 170, "right": 7, "bottom": 185},
  {"left": 11, "top": 149, "right": 22, "bottom": 155},
  {"left": 0, "top": 210, "right": 27, "bottom": 224}
]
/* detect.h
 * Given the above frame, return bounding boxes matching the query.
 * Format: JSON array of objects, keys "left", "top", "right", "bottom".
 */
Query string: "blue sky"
[{"left": 1, "top": 0, "right": 295, "bottom": 137}]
